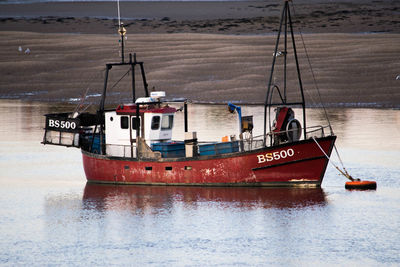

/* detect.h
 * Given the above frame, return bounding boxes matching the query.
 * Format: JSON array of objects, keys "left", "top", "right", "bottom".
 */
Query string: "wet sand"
[
  {"left": 0, "top": 0, "right": 399, "bottom": 107},
  {"left": 1, "top": 31, "right": 399, "bottom": 107}
]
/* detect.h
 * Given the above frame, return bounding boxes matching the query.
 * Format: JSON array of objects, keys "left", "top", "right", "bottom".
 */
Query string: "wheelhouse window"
[
  {"left": 132, "top": 117, "right": 140, "bottom": 130},
  {"left": 161, "top": 115, "right": 174, "bottom": 130},
  {"left": 120, "top": 116, "right": 129, "bottom": 129},
  {"left": 151, "top": 116, "right": 160, "bottom": 130}
]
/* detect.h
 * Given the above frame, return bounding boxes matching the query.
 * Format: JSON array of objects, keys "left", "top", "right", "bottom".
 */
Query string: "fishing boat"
[{"left": 42, "top": 1, "right": 336, "bottom": 187}]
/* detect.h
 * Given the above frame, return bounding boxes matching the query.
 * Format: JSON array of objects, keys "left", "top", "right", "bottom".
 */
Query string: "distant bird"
[
  {"left": 396, "top": 75, "right": 400, "bottom": 80},
  {"left": 24, "top": 48, "right": 30, "bottom": 54},
  {"left": 18, "top": 46, "right": 22, "bottom": 52}
]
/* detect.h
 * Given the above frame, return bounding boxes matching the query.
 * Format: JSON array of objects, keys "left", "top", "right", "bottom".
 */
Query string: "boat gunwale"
[{"left": 81, "top": 135, "right": 336, "bottom": 163}]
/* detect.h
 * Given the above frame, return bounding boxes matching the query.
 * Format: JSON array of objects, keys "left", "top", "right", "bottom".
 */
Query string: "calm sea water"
[{"left": 0, "top": 99, "right": 399, "bottom": 266}]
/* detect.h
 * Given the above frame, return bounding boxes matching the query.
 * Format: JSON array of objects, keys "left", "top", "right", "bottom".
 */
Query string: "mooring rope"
[{"left": 312, "top": 137, "right": 357, "bottom": 181}]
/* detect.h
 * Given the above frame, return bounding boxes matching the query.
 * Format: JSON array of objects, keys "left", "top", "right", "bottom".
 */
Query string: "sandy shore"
[
  {"left": 1, "top": 31, "right": 399, "bottom": 107},
  {"left": 0, "top": 1, "right": 399, "bottom": 107}
]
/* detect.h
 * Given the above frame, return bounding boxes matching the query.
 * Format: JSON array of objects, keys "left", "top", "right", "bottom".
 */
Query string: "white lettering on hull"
[{"left": 257, "top": 148, "right": 295, "bottom": 163}]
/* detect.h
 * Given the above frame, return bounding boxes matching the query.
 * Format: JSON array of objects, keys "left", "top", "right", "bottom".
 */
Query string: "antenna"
[
  {"left": 117, "top": 0, "right": 126, "bottom": 63},
  {"left": 117, "top": 0, "right": 121, "bottom": 27}
]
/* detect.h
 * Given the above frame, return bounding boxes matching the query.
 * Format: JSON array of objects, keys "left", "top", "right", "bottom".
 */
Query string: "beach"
[{"left": 0, "top": 0, "right": 399, "bottom": 107}]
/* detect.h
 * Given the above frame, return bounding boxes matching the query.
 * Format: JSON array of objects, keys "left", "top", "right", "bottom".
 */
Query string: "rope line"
[
  {"left": 312, "top": 137, "right": 356, "bottom": 181},
  {"left": 290, "top": 2, "right": 355, "bottom": 181},
  {"left": 73, "top": 67, "right": 107, "bottom": 115},
  {"left": 109, "top": 67, "right": 132, "bottom": 92},
  {"left": 290, "top": 1, "right": 333, "bottom": 133}
]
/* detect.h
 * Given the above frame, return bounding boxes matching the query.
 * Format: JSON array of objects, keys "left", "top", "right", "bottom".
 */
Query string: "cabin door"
[
  {"left": 130, "top": 116, "right": 142, "bottom": 140},
  {"left": 130, "top": 116, "right": 142, "bottom": 157}
]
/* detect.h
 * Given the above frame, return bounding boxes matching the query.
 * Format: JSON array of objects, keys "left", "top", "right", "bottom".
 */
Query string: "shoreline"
[
  {"left": 1, "top": 0, "right": 399, "bottom": 34},
  {"left": 1, "top": 98, "right": 398, "bottom": 110}
]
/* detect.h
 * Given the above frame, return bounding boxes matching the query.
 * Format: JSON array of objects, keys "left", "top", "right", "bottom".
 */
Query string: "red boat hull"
[{"left": 82, "top": 136, "right": 336, "bottom": 187}]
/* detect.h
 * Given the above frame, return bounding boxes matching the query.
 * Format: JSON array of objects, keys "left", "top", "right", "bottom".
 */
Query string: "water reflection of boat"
[
  {"left": 83, "top": 183, "right": 327, "bottom": 211},
  {"left": 43, "top": 1, "right": 336, "bottom": 187}
]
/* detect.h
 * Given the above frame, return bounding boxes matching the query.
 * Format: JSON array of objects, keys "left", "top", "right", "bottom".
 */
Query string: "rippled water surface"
[{"left": 0, "top": 100, "right": 399, "bottom": 265}]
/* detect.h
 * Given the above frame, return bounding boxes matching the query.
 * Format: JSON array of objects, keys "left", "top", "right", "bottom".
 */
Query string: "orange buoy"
[{"left": 345, "top": 180, "right": 377, "bottom": 190}]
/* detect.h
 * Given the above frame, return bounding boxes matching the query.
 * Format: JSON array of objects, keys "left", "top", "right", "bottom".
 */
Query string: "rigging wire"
[
  {"left": 290, "top": 1, "right": 354, "bottom": 178},
  {"left": 73, "top": 0, "right": 126, "bottom": 116},
  {"left": 109, "top": 67, "right": 132, "bottom": 92},
  {"left": 74, "top": 64, "right": 131, "bottom": 115},
  {"left": 72, "top": 86, "right": 91, "bottom": 115},
  {"left": 72, "top": 67, "right": 107, "bottom": 115},
  {"left": 290, "top": 1, "right": 333, "bottom": 133}
]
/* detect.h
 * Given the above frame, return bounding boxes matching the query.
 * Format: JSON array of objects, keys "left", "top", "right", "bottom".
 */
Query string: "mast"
[
  {"left": 96, "top": 16, "right": 150, "bottom": 154},
  {"left": 263, "top": 0, "right": 306, "bottom": 145},
  {"left": 117, "top": 0, "right": 125, "bottom": 63},
  {"left": 119, "top": 24, "right": 126, "bottom": 63},
  {"left": 287, "top": 5, "right": 307, "bottom": 139},
  {"left": 263, "top": 1, "right": 286, "bottom": 145}
]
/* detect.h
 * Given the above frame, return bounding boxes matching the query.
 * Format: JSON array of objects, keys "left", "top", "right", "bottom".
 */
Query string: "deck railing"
[
  {"left": 95, "top": 125, "right": 332, "bottom": 158},
  {"left": 105, "top": 144, "right": 137, "bottom": 157}
]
